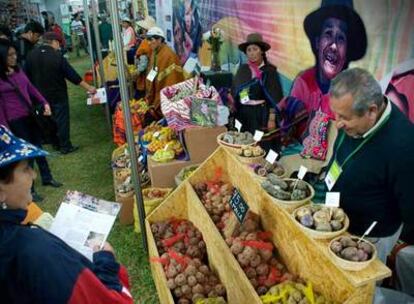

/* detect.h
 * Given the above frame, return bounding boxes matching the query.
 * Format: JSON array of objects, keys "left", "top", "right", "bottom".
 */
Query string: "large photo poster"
[{"left": 169, "top": 0, "right": 413, "bottom": 87}]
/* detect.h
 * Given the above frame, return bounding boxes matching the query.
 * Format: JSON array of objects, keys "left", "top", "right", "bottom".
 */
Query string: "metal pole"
[
  {"left": 109, "top": 0, "right": 148, "bottom": 253},
  {"left": 91, "top": 0, "right": 112, "bottom": 131},
  {"left": 83, "top": 0, "right": 97, "bottom": 87}
]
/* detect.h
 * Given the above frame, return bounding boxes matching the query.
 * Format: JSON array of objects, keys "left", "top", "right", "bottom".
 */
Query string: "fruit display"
[
  {"left": 261, "top": 177, "right": 312, "bottom": 201},
  {"left": 252, "top": 161, "right": 285, "bottom": 179},
  {"left": 294, "top": 205, "right": 347, "bottom": 233},
  {"left": 330, "top": 236, "right": 375, "bottom": 263},
  {"left": 142, "top": 122, "right": 164, "bottom": 142},
  {"left": 236, "top": 146, "right": 264, "bottom": 158},
  {"left": 225, "top": 212, "right": 295, "bottom": 296},
  {"left": 151, "top": 149, "right": 176, "bottom": 163},
  {"left": 193, "top": 181, "right": 234, "bottom": 231},
  {"left": 221, "top": 131, "right": 255, "bottom": 146},
  {"left": 261, "top": 280, "right": 337, "bottom": 304},
  {"left": 151, "top": 219, "right": 227, "bottom": 303},
  {"left": 130, "top": 98, "right": 149, "bottom": 115}
]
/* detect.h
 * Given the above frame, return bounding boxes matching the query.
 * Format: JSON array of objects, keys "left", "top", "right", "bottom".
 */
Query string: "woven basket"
[
  {"left": 292, "top": 206, "right": 350, "bottom": 239},
  {"left": 328, "top": 236, "right": 377, "bottom": 271},
  {"left": 268, "top": 178, "right": 315, "bottom": 213},
  {"left": 237, "top": 154, "right": 265, "bottom": 165},
  {"left": 216, "top": 132, "right": 256, "bottom": 153}
]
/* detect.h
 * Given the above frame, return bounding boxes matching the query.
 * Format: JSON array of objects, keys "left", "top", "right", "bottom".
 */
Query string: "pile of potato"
[
  {"left": 225, "top": 213, "right": 294, "bottom": 295},
  {"left": 262, "top": 176, "right": 310, "bottom": 201},
  {"left": 151, "top": 219, "right": 226, "bottom": 303},
  {"left": 330, "top": 236, "right": 374, "bottom": 262},
  {"left": 295, "top": 205, "right": 346, "bottom": 232},
  {"left": 221, "top": 131, "right": 255, "bottom": 145},
  {"left": 253, "top": 162, "right": 285, "bottom": 178},
  {"left": 193, "top": 181, "right": 234, "bottom": 231}
]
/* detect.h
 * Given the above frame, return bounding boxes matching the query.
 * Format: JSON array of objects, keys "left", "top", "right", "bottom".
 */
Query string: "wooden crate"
[{"left": 146, "top": 147, "right": 391, "bottom": 304}]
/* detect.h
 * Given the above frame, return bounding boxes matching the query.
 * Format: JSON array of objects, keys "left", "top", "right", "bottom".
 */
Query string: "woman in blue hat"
[{"left": 0, "top": 125, "right": 133, "bottom": 303}]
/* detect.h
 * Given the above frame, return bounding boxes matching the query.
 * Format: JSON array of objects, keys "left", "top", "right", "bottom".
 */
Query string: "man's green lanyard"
[{"left": 325, "top": 113, "right": 391, "bottom": 190}]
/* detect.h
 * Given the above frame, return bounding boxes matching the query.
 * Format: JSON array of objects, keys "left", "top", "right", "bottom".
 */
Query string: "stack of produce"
[
  {"left": 252, "top": 161, "right": 285, "bottom": 179},
  {"left": 225, "top": 212, "right": 294, "bottom": 296},
  {"left": 261, "top": 176, "right": 311, "bottom": 201},
  {"left": 130, "top": 98, "right": 150, "bottom": 115},
  {"left": 261, "top": 280, "right": 337, "bottom": 304},
  {"left": 193, "top": 181, "right": 234, "bottom": 231},
  {"left": 112, "top": 144, "right": 142, "bottom": 169},
  {"left": 221, "top": 131, "right": 255, "bottom": 146},
  {"left": 294, "top": 205, "right": 347, "bottom": 233},
  {"left": 142, "top": 124, "right": 184, "bottom": 162},
  {"left": 330, "top": 236, "right": 374, "bottom": 263},
  {"left": 151, "top": 219, "right": 226, "bottom": 303}
]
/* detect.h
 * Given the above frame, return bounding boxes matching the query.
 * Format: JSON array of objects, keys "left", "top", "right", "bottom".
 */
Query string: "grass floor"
[{"left": 38, "top": 54, "right": 159, "bottom": 304}]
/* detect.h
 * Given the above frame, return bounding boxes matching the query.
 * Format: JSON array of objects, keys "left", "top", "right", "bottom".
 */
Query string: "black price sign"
[{"left": 229, "top": 188, "right": 249, "bottom": 223}]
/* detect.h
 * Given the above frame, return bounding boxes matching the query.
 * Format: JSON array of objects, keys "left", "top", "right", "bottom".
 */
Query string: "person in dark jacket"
[
  {"left": 232, "top": 32, "right": 283, "bottom": 151},
  {"left": 15, "top": 21, "right": 44, "bottom": 67},
  {"left": 26, "top": 32, "right": 96, "bottom": 154},
  {"left": 0, "top": 125, "right": 134, "bottom": 304}
]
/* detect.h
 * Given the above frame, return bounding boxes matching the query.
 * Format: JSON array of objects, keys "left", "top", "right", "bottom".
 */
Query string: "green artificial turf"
[{"left": 37, "top": 54, "right": 159, "bottom": 304}]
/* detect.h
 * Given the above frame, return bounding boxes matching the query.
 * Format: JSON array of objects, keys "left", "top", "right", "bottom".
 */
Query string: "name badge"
[
  {"left": 240, "top": 89, "right": 250, "bottom": 104},
  {"left": 325, "top": 159, "right": 342, "bottom": 191},
  {"left": 146, "top": 68, "right": 158, "bottom": 82}
]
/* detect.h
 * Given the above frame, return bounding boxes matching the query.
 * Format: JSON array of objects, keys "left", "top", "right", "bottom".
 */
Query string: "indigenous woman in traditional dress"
[{"left": 232, "top": 33, "right": 283, "bottom": 150}]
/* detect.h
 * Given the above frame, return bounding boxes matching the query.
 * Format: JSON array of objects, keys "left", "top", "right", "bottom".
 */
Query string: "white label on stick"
[
  {"left": 365, "top": 221, "right": 378, "bottom": 236},
  {"left": 138, "top": 155, "right": 143, "bottom": 162},
  {"left": 253, "top": 130, "right": 264, "bottom": 142},
  {"left": 325, "top": 192, "right": 340, "bottom": 207},
  {"left": 297, "top": 166, "right": 308, "bottom": 180},
  {"left": 235, "top": 119, "right": 242, "bottom": 132},
  {"left": 146, "top": 68, "right": 158, "bottom": 82},
  {"left": 265, "top": 150, "right": 278, "bottom": 164}
]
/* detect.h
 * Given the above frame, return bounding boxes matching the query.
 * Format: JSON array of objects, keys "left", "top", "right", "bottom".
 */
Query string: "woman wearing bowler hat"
[{"left": 232, "top": 32, "right": 283, "bottom": 151}]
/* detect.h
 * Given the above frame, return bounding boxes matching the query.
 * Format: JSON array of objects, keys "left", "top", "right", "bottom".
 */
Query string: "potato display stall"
[{"left": 146, "top": 147, "right": 391, "bottom": 303}]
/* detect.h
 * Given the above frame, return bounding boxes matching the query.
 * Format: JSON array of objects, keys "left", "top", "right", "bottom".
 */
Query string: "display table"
[{"left": 146, "top": 147, "right": 391, "bottom": 303}]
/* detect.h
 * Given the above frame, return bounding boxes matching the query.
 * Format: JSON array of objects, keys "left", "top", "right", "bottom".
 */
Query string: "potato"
[
  {"left": 237, "top": 253, "right": 251, "bottom": 267},
  {"left": 177, "top": 299, "right": 190, "bottom": 304},
  {"left": 208, "top": 290, "right": 218, "bottom": 298},
  {"left": 175, "top": 273, "right": 187, "bottom": 287},
  {"left": 181, "top": 284, "right": 191, "bottom": 295},
  {"left": 256, "top": 264, "right": 269, "bottom": 276},
  {"left": 208, "top": 275, "right": 219, "bottom": 286},
  {"left": 245, "top": 267, "right": 257, "bottom": 279},
  {"left": 231, "top": 242, "right": 244, "bottom": 255},
  {"left": 358, "top": 241, "right": 373, "bottom": 255},
  {"left": 195, "top": 271, "right": 206, "bottom": 284},
  {"left": 174, "top": 287, "right": 183, "bottom": 297},
  {"left": 330, "top": 241, "right": 342, "bottom": 254},
  {"left": 184, "top": 264, "right": 197, "bottom": 277},
  {"left": 249, "top": 278, "right": 259, "bottom": 288},
  {"left": 167, "top": 278, "right": 176, "bottom": 290},
  {"left": 340, "top": 236, "right": 357, "bottom": 248},
  {"left": 166, "top": 264, "right": 178, "bottom": 279},
  {"left": 199, "top": 265, "right": 210, "bottom": 275},
  {"left": 192, "top": 283, "right": 204, "bottom": 294},
  {"left": 356, "top": 249, "right": 369, "bottom": 261},
  {"left": 187, "top": 275, "right": 197, "bottom": 287},
  {"left": 215, "top": 284, "right": 226, "bottom": 296},
  {"left": 250, "top": 254, "right": 261, "bottom": 268},
  {"left": 340, "top": 247, "right": 358, "bottom": 260},
  {"left": 204, "top": 284, "right": 212, "bottom": 294}
]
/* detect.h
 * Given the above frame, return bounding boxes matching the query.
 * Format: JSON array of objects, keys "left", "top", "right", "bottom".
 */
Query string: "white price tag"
[
  {"left": 265, "top": 150, "right": 279, "bottom": 164},
  {"left": 138, "top": 155, "right": 144, "bottom": 162},
  {"left": 235, "top": 119, "right": 242, "bottom": 132},
  {"left": 253, "top": 130, "right": 264, "bottom": 142},
  {"left": 297, "top": 165, "right": 308, "bottom": 180},
  {"left": 325, "top": 192, "right": 340, "bottom": 207},
  {"left": 146, "top": 68, "right": 158, "bottom": 82},
  {"left": 153, "top": 131, "right": 160, "bottom": 138}
]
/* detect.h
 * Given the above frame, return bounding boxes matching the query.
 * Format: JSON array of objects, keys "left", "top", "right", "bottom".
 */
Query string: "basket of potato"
[
  {"left": 292, "top": 205, "right": 349, "bottom": 239},
  {"left": 217, "top": 131, "right": 256, "bottom": 153},
  {"left": 261, "top": 177, "right": 314, "bottom": 212},
  {"left": 329, "top": 236, "right": 377, "bottom": 271}
]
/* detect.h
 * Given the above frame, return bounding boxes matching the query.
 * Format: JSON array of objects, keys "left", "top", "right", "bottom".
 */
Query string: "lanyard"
[{"left": 334, "top": 113, "right": 390, "bottom": 169}]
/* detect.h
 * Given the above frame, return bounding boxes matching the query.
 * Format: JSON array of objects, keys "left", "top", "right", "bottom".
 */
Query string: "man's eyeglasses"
[{"left": 147, "top": 35, "right": 161, "bottom": 41}]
